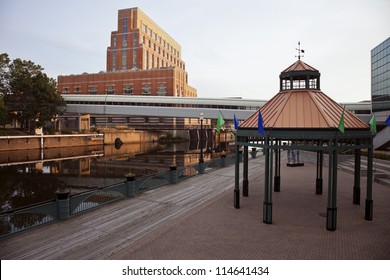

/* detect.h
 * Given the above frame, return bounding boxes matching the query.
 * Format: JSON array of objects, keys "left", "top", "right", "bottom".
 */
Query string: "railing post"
[
  {"left": 170, "top": 165, "right": 178, "bottom": 184},
  {"left": 55, "top": 190, "right": 70, "bottom": 220},
  {"left": 125, "top": 174, "right": 136, "bottom": 197}
]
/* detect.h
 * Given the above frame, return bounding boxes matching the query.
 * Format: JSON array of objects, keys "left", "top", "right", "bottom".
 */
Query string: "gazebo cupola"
[{"left": 279, "top": 59, "right": 321, "bottom": 91}]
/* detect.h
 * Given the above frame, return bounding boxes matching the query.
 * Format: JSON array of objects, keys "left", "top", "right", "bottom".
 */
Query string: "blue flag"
[
  {"left": 258, "top": 111, "right": 265, "bottom": 136},
  {"left": 386, "top": 115, "right": 390, "bottom": 127},
  {"left": 234, "top": 114, "right": 239, "bottom": 130}
]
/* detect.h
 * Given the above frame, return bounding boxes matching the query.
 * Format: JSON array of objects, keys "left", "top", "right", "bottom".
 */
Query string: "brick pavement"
[{"left": 110, "top": 158, "right": 390, "bottom": 260}]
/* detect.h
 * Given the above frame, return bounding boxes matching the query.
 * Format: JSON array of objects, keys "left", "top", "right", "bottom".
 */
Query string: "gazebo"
[{"left": 234, "top": 59, "right": 374, "bottom": 231}]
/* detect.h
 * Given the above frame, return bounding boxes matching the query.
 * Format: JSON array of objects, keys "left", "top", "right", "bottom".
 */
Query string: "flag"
[
  {"left": 369, "top": 115, "right": 377, "bottom": 134},
  {"left": 386, "top": 115, "right": 390, "bottom": 127},
  {"left": 338, "top": 107, "right": 345, "bottom": 133},
  {"left": 216, "top": 112, "right": 225, "bottom": 133},
  {"left": 258, "top": 110, "right": 265, "bottom": 136},
  {"left": 234, "top": 114, "right": 239, "bottom": 130}
]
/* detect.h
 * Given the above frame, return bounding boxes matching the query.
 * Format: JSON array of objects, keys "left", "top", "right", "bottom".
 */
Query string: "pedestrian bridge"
[{"left": 62, "top": 94, "right": 267, "bottom": 120}]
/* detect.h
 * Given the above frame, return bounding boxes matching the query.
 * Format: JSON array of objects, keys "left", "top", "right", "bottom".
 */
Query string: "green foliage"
[
  {"left": 0, "top": 96, "right": 8, "bottom": 127},
  {"left": 0, "top": 53, "right": 66, "bottom": 131}
]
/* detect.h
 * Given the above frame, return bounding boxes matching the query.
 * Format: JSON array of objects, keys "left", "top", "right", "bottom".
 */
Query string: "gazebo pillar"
[
  {"left": 234, "top": 143, "right": 240, "bottom": 209},
  {"left": 274, "top": 140, "right": 281, "bottom": 192},
  {"left": 243, "top": 145, "right": 249, "bottom": 196},
  {"left": 365, "top": 144, "right": 374, "bottom": 220},
  {"left": 316, "top": 149, "right": 323, "bottom": 195},
  {"left": 353, "top": 148, "right": 361, "bottom": 205},
  {"left": 263, "top": 137, "right": 273, "bottom": 224},
  {"left": 326, "top": 147, "right": 338, "bottom": 231}
]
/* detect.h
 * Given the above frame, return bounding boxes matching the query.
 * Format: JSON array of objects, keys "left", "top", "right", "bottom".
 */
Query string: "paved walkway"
[{"left": 1, "top": 153, "right": 389, "bottom": 259}]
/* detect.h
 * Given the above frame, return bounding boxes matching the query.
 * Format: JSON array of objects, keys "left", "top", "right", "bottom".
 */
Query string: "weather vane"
[{"left": 295, "top": 41, "right": 305, "bottom": 60}]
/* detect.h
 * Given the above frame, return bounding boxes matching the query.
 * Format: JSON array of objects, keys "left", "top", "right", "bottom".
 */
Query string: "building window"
[
  {"left": 122, "top": 18, "right": 128, "bottom": 33},
  {"left": 292, "top": 80, "right": 306, "bottom": 89},
  {"left": 63, "top": 87, "right": 69, "bottom": 94},
  {"left": 124, "top": 84, "right": 133, "bottom": 95},
  {"left": 144, "top": 50, "right": 148, "bottom": 69},
  {"left": 74, "top": 87, "right": 81, "bottom": 94},
  {"left": 309, "top": 78, "right": 317, "bottom": 89},
  {"left": 106, "top": 85, "right": 115, "bottom": 95},
  {"left": 142, "top": 83, "right": 151, "bottom": 95},
  {"left": 112, "top": 50, "right": 117, "bottom": 70},
  {"left": 122, "top": 49, "right": 127, "bottom": 69},
  {"left": 282, "top": 80, "right": 291, "bottom": 90},
  {"left": 142, "top": 23, "right": 147, "bottom": 33},
  {"left": 88, "top": 86, "right": 97, "bottom": 95}
]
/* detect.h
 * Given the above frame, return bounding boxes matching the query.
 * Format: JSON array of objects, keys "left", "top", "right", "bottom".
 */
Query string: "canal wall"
[
  {"left": 0, "top": 134, "right": 104, "bottom": 152},
  {"left": 102, "top": 128, "right": 162, "bottom": 145},
  {"left": 0, "top": 129, "right": 165, "bottom": 152}
]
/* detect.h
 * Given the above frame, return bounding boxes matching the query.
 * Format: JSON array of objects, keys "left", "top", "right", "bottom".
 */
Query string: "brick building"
[{"left": 58, "top": 7, "right": 196, "bottom": 97}]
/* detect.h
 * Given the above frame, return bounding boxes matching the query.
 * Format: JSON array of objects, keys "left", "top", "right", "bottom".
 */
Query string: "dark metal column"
[
  {"left": 263, "top": 138, "right": 273, "bottom": 224},
  {"left": 365, "top": 142, "right": 374, "bottom": 220},
  {"left": 353, "top": 148, "right": 361, "bottom": 205},
  {"left": 316, "top": 149, "right": 323, "bottom": 195},
  {"left": 243, "top": 144, "right": 249, "bottom": 196},
  {"left": 274, "top": 140, "right": 281, "bottom": 192},
  {"left": 326, "top": 147, "right": 338, "bottom": 231},
  {"left": 234, "top": 143, "right": 240, "bottom": 209}
]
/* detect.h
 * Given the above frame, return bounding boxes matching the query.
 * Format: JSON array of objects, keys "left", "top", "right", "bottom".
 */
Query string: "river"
[{"left": 0, "top": 140, "right": 233, "bottom": 212}]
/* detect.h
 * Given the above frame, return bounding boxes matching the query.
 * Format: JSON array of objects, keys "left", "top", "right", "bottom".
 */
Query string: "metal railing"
[{"left": 0, "top": 153, "right": 237, "bottom": 239}]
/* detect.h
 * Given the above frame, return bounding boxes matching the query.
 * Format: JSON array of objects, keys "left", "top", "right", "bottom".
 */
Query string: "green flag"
[
  {"left": 338, "top": 108, "right": 345, "bottom": 133},
  {"left": 369, "top": 115, "right": 377, "bottom": 134},
  {"left": 216, "top": 112, "right": 225, "bottom": 133}
]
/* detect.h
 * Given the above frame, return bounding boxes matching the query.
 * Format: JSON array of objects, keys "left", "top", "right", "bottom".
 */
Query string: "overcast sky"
[{"left": 0, "top": 0, "right": 389, "bottom": 102}]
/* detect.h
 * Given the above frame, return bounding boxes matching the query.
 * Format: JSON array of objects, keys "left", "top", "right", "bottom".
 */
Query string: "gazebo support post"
[
  {"left": 234, "top": 143, "right": 240, "bottom": 209},
  {"left": 326, "top": 147, "right": 338, "bottom": 231},
  {"left": 353, "top": 148, "right": 361, "bottom": 205},
  {"left": 365, "top": 144, "right": 374, "bottom": 220},
  {"left": 243, "top": 144, "right": 249, "bottom": 196},
  {"left": 316, "top": 149, "right": 323, "bottom": 195},
  {"left": 274, "top": 140, "right": 281, "bottom": 192},
  {"left": 263, "top": 137, "right": 273, "bottom": 224}
]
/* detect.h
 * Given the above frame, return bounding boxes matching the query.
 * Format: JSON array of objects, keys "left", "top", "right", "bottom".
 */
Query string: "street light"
[{"left": 199, "top": 112, "right": 204, "bottom": 164}]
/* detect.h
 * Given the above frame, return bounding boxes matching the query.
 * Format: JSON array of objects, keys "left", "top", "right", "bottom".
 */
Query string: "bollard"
[
  {"left": 125, "top": 173, "right": 136, "bottom": 197},
  {"left": 250, "top": 147, "right": 257, "bottom": 158},
  {"left": 55, "top": 189, "right": 70, "bottom": 220},
  {"left": 169, "top": 165, "right": 178, "bottom": 184},
  {"left": 221, "top": 153, "right": 227, "bottom": 167}
]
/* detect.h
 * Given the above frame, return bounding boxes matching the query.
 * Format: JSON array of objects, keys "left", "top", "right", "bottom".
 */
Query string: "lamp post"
[{"left": 199, "top": 112, "right": 204, "bottom": 164}]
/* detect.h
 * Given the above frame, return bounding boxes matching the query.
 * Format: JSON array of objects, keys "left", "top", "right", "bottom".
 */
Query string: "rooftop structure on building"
[{"left": 58, "top": 7, "right": 196, "bottom": 97}]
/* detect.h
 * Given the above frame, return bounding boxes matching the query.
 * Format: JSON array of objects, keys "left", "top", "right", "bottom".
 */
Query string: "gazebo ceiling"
[{"left": 239, "top": 89, "right": 369, "bottom": 130}]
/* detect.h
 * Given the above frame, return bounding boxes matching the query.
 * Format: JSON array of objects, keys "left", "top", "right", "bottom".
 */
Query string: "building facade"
[
  {"left": 371, "top": 37, "right": 390, "bottom": 120},
  {"left": 58, "top": 7, "right": 196, "bottom": 97}
]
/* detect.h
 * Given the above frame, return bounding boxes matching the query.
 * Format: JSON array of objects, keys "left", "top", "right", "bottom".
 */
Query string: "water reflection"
[{"left": 0, "top": 140, "right": 232, "bottom": 212}]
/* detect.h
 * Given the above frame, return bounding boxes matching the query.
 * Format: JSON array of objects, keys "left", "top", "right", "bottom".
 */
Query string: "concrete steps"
[{"left": 338, "top": 156, "right": 390, "bottom": 186}]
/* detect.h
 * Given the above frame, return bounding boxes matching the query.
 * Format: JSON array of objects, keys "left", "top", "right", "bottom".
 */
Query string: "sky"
[{"left": 0, "top": 0, "right": 389, "bottom": 102}]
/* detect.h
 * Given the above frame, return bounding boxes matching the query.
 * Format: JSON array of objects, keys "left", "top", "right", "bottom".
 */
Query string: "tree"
[
  {"left": 0, "top": 53, "right": 66, "bottom": 131},
  {"left": 0, "top": 96, "right": 8, "bottom": 128}
]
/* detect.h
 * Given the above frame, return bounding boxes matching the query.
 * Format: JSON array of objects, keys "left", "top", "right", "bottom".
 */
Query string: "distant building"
[
  {"left": 58, "top": 7, "right": 196, "bottom": 97},
  {"left": 371, "top": 37, "right": 390, "bottom": 121}
]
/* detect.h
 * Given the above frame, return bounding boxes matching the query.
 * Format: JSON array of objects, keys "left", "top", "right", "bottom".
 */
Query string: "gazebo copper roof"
[
  {"left": 282, "top": 59, "right": 318, "bottom": 72},
  {"left": 239, "top": 89, "right": 369, "bottom": 130}
]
